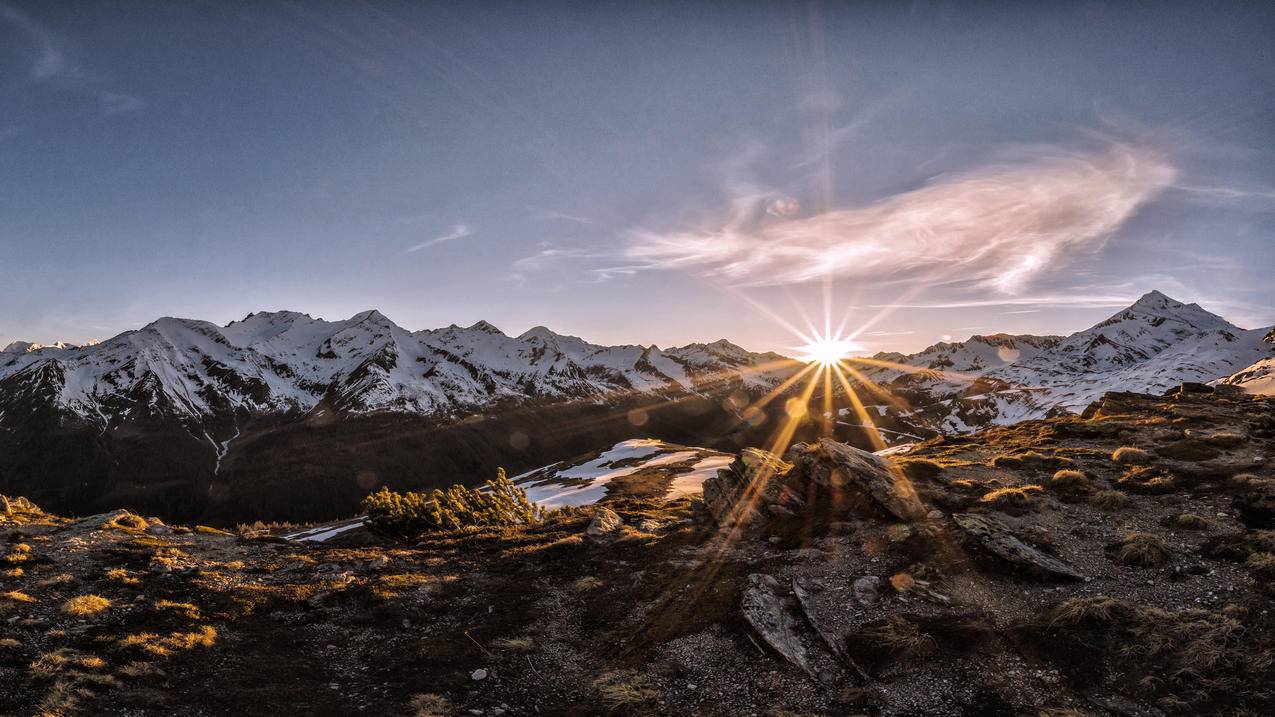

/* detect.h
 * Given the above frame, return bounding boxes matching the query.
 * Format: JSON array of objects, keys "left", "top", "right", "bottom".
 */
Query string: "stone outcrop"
[
  {"left": 952, "top": 513, "right": 1085, "bottom": 581},
  {"left": 700, "top": 438, "right": 926, "bottom": 531}
]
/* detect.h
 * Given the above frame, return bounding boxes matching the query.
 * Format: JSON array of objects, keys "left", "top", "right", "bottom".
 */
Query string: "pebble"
[{"left": 471, "top": 668, "right": 488, "bottom": 681}]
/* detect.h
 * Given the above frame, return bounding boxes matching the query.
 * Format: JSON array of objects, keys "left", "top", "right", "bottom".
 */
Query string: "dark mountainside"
[
  {"left": 3, "top": 292, "right": 1268, "bottom": 526},
  {"left": 2, "top": 384, "right": 1272, "bottom": 716}
]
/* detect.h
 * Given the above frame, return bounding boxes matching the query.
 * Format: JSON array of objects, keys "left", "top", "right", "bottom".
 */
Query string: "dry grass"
[
  {"left": 1200, "top": 431, "right": 1244, "bottom": 447},
  {"left": 409, "top": 692, "right": 452, "bottom": 717},
  {"left": 1049, "top": 595, "right": 1127, "bottom": 627},
  {"left": 1117, "top": 466, "right": 1179, "bottom": 494},
  {"left": 865, "top": 615, "right": 937, "bottom": 657},
  {"left": 62, "top": 594, "right": 111, "bottom": 616},
  {"left": 1245, "top": 552, "right": 1275, "bottom": 580},
  {"left": 1172, "top": 513, "right": 1209, "bottom": 530},
  {"left": 979, "top": 485, "right": 1044, "bottom": 511},
  {"left": 493, "top": 636, "right": 534, "bottom": 652},
  {"left": 102, "top": 512, "right": 149, "bottom": 532},
  {"left": 990, "top": 451, "right": 1072, "bottom": 470},
  {"left": 1047, "top": 469, "right": 1091, "bottom": 495},
  {"left": 572, "top": 576, "right": 604, "bottom": 592},
  {"left": 154, "top": 600, "right": 201, "bottom": 620},
  {"left": 1049, "top": 594, "right": 1272, "bottom": 713},
  {"left": 1091, "top": 484, "right": 1132, "bottom": 507},
  {"left": 118, "top": 626, "right": 217, "bottom": 657},
  {"left": 895, "top": 458, "right": 943, "bottom": 480},
  {"left": 105, "top": 567, "right": 140, "bottom": 585},
  {"left": 1111, "top": 446, "right": 1151, "bottom": 465},
  {"left": 194, "top": 525, "right": 232, "bottom": 536},
  {"left": 39, "top": 573, "right": 75, "bottom": 588},
  {"left": 0, "top": 636, "right": 21, "bottom": 648},
  {"left": 1113, "top": 532, "right": 1170, "bottom": 567},
  {"left": 592, "top": 670, "right": 658, "bottom": 712},
  {"left": 372, "top": 573, "right": 443, "bottom": 600},
  {"left": 3, "top": 590, "right": 37, "bottom": 603}
]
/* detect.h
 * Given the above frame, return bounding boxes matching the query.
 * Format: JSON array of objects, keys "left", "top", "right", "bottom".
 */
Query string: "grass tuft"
[
  {"left": 592, "top": 670, "right": 658, "bottom": 712},
  {"left": 1111, "top": 446, "right": 1151, "bottom": 465},
  {"left": 1047, "top": 469, "right": 1091, "bottom": 495},
  {"left": 62, "top": 594, "right": 111, "bottom": 616},
  {"left": 1113, "top": 532, "right": 1170, "bottom": 567}
]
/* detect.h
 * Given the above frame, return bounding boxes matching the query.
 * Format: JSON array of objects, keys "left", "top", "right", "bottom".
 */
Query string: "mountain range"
[
  {"left": 856, "top": 290, "right": 1274, "bottom": 434},
  {"left": 1, "top": 290, "right": 1269, "bottom": 522}
]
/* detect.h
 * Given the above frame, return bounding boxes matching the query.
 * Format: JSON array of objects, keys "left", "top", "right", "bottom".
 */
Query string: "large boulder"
[
  {"left": 700, "top": 439, "right": 928, "bottom": 532},
  {"left": 784, "top": 438, "right": 927, "bottom": 522},
  {"left": 701, "top": 448, "right": 793, "bottom": 527}
]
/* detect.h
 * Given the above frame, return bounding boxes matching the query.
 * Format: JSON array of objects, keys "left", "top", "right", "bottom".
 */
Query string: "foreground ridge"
[{"left": 2, "top": 385, "right": 1272, "bottom": 715}]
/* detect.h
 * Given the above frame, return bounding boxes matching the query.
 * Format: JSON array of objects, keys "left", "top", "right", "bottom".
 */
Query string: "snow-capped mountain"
[
  {"left": 0, "top": 311, "right": 795, "bottom": 431},
  {"left": 854, "top": 291, "right": 1274, "bottom": 433},
  {"left": 1214, "top": 328, "right": 1275, "bottom": 395}
]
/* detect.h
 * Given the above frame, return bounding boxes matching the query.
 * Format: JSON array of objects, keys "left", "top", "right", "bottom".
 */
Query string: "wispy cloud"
[
  {"left": 535, "top": 210, "right": 592, "bottom": 225},
  {"left": 0, "top": 3, "right": 143, "bottom": 115},
  {"left": 625, "top": 143, "right": 1176, "bottom": 293},
  {"left": 403, "top": 224, "right": 473, "bottom": 253},
  {"left": 0, "top": 3, "right": 64, "bottom": 80}
]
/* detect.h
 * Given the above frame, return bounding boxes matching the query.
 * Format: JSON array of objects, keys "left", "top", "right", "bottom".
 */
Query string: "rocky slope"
[{"left": 1, "top": 384, "right": 1272, "bottom": 716}]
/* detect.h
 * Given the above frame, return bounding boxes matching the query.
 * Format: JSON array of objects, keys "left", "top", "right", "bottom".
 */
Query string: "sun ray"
[
  {"left": 829, "top": 361, "right": 887, "bottom": 451},
  {"left": 836, "top": 359, "right": 911, "bottom": 411}
]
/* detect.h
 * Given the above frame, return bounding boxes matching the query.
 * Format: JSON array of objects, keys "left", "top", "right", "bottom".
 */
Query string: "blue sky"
[{"left": 2, "top": 1, "right": 1273, "bottom": 354}]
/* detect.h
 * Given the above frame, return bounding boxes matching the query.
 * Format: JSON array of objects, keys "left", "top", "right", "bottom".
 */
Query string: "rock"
[
  {"left": 146, "top": 524, "right": 173, "bottom": 536},
  {"left": 785, "top": 439, "right": 927, "bottom": 522},
  {"left": 852, "top": 576, "right": 881, "bottom": 605},
  {"left": 952, "top": 513, "right": 1085, "bottom": 581},
  {"left": 1155, "top": 439, "right": 1222, "bottom": 462},
  {"left": 740, "top": 573, "right": 817, "bottom": 679},
  {"left": 470, "top": 668, "right": 488, "bottom": 681},
  {"left": 636, "top": 519, "right": 663, "bottom": 532},
  {"left": 586, "top": 507, "right": 624, "bottom": 541},
  {"left": 792, "top": 577, "right": 871, "bottom": 683},
  {"left": 701, "top": 448, "right": 792, "bottom": 526}
]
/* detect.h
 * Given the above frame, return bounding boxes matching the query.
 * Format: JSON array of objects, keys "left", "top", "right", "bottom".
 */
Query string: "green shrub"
[{"left": 363, "top": 469, "right": 549, "bottom": 537}]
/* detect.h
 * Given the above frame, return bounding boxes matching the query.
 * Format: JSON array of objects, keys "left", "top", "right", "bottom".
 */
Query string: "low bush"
[{"left": 363, "top": 468, "right": 551, "bottom": 537}]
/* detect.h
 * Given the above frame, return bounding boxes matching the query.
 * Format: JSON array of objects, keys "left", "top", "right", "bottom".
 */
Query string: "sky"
[{"left": 2, "top": 1, "right": 1273, "bottom": 355}]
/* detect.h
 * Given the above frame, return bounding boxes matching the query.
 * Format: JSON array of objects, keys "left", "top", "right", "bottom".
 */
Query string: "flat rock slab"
[
  {"left": 952, "top": 513, "right": 1085, "bottom": 582},
  {"left": 741, "top": 573, "right": 817, "bottom": 679}
]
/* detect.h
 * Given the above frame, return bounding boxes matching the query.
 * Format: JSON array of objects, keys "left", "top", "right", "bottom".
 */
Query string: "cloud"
[
  {"left": 0, "top": 4, "right": 143, "bottom": 115},
  {"left": 99, "top": 92, "right": 144, "bottom": 115},
  {"left": 403, "top": 224, "right": 473, "bottom": 253},
  {"left": 535, "top": 210, "right": 592, "bottom": 225},
  {"left": 625, "top": 143, "right": 1177, "bottom": 293},
  {"left": 0, "top": 3, "right": 64, "bottom": 80}
]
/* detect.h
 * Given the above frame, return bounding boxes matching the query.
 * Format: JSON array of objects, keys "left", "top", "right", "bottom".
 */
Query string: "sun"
[{"left": 796, "top": 336, "right": 861, "bottom": 366}]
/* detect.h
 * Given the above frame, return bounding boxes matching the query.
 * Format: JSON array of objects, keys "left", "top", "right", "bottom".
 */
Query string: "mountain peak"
[
  {"left": 350, "top": 309, "right": 389, "bottom": 323},
  {"left": 467, "top": 320, "right": 504, "bottom": 335},
  {"left": 1131, "top": 290, "right": 1181, "bottom": 309}
]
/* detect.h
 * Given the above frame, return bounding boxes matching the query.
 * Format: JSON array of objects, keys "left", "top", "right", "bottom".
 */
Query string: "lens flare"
[{"left": 796, "top": 336, "right": 861, "bottom": 365}]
